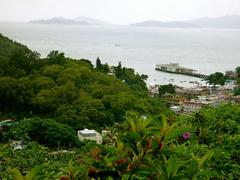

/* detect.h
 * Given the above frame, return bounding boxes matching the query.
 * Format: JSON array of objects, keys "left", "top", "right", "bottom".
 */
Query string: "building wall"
[
  {"left": 78, "top": 131, "right": 103, "bottom": 144},
  {"left": 183, "top": 102, "right": 203, "bottom": 113}
]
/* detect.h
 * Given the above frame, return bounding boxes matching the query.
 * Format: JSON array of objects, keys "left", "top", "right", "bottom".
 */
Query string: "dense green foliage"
[
  {"left": 236, "top": 66, "right": 240, "bottom": 79},
  {"left": 158, "top": 83, "right": 176, "bottom": 97},
  {"left": 88, "top": 114, "right": 213, "bottom": 179},
  {"left": 188, "top": 104, "right": 240, "bottom": 179},
  {"left": 0, "top": 34, "right": 167, "bottom": 130},
  {"left": 234, "top": 86, "right": 240, "bottom": 95},
  {"left": 0, "top": 141, "right": 92, "bottom": 179},
  {"left": 3, "top": 118, "right": 80, "bottom": 148},
  {"left": 82, "top": 105, "right": 240, "bottom": 179},
  {"left": 2, "top": 104, "right": 240, "bottom": 179},
  {"left": 235, "top": 67, "right": 240, "bottom": 91},
  {"left": 207, "top": 72, "right": 226, "bottom": 85}
]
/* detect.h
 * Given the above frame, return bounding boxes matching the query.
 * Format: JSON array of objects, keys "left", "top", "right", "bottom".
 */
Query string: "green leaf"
[
  {"left": 151, "top": 139, "right": 159, "bottom": 151},
  {"left": 162, "top": 115, "right": 167, "bottom": 130},
  {"left": 167, "top": 154, "right": 178, "bottom": 177},
  {"left": 127, "top": 118, "right": 136, "bottom": 131},
  {"left": 197, "top": 150, "right": 214, "bottom": 168},
  {"left": 12, "top": 168, "right": 24, "bottom": 180},
  {"left": 188, "top": 160, "right": 198, "bottom": 177},
  {"left": 120, "top": 132, "right": 141, "bottom": 154},
  {"left": 170, "top": 175, "right": 188, "bottom": 180},
  {"left": 26, "top": 165, "right": 43, "bottom": 180}
]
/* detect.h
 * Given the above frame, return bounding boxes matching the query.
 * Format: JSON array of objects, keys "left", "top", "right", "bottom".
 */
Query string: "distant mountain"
[
  {"left": 187, "top": 15, "right": 240, "bottom": 29},
  {"left": 131, "top": 15, "right": 240, "bottom": 29},
  {"left": 131, "top": 20, "right": 198, "bottom": 28},
  {"left": 30, "top": 16, "right": 108, "bottom": 25},
  {"left": 31, "top": 15, "right": 240, "bottom": 29}
]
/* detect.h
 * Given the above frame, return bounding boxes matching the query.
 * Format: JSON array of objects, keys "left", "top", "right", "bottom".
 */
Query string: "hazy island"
[
  {"left": 132, "top": 15, "right": 240, "bottom": 29},
  {"left": 30, "top": 16, "right": 108, "bottom": 25},
  {"left": 131, "top": 20, "right": 198, "bottom": 28}
]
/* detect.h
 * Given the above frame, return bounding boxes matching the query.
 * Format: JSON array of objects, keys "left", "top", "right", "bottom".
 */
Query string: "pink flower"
[{"left": 183, "top": 132, "right": 191, "bottom": 140}]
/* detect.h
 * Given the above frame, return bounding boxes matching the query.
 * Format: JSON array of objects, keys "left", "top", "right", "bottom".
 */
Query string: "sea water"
[{"left": 1, "top": 23, "right": 240, "bottom": 87}]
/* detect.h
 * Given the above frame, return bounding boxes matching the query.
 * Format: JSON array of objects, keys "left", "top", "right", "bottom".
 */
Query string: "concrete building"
[
  {"left": 197, "top": 95, "right": 222, "bottom": 107},
  {"left": 148, "top": 84, "right": 159, "bottom": 97},
  {"left": 164, "top": 95, "right": 186, "bottom": 106},
  {"left": 223, "top": 80, "right": 237, "bottom": 90},
  {"left": 176, "top": 87, "right": 210, "bottom": 97},
  {"left": 182, "top": 94, "right": 224, "bottom": 113},
  {"left": 77, "top": 129, "right": 103, "bottom": 144},
  {"left": 232, "top": 96, "right": 240, "bottom": 103},
  {"left": 183, "top": 100, "right": 206, "bottom": 113}
]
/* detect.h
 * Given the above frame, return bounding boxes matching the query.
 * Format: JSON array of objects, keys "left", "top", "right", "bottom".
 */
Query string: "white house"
[
  {"left": 77, "top": 129, "right": 103, "bottom": 144},
  {"left": 170, "top": 106, "right": 182, "bottom": 113},
  {"left": 223, "top": 80, "right": 237, "bottom": 90}
]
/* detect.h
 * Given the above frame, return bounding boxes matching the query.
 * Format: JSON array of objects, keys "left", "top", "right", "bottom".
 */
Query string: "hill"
[
  {"left": 131, "top": 20, "right": 198, "bottom": 28},
  {"left": 131, "top": 15, "right": 240, "bottom": 29},
  {"left": 30, "top": 16, "right": 108, "bottom": 25},
  {"left": 0, "top": 34, "right": 168, "bottom": 130},
  {"left": 0, "top": 34, "right": 31, "bottom": 59},
  {"left": 188, "top": 15, "right": 240, "bottom": 29}
]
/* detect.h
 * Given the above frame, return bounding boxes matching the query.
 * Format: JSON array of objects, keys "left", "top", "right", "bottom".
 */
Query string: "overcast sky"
[{"left": 1, "top": 0, "right": 239, "bottom": 24}]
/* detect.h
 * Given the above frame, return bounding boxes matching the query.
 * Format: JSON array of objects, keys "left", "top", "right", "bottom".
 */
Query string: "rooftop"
[{"left": 78, "top": 128, "right": 97, "bottom": 135}]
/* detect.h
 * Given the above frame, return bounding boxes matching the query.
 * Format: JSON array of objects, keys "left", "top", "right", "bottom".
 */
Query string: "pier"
[{"left": 155, "top": 63, "right": 208, "bottom": 79}]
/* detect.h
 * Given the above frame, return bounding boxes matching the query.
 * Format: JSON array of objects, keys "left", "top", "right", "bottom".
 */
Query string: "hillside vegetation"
[
  {"left": 0, "top": 34, "right": 240, "bottom": 179},
  {"left": 0, "top": 34, "right": 168, "bottom": 130}
]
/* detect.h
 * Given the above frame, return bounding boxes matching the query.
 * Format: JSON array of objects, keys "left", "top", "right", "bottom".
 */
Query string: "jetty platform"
[{"left": 155, "top": 63, "right": 208, "bottom": 79}]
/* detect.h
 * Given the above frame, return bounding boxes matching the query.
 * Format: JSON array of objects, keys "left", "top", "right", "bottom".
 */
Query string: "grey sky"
[{"left": 1, "top": 0, "right": 239, "bottom": 24}]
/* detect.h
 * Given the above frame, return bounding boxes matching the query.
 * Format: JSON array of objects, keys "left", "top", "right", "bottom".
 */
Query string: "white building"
[
  {"left": 170, "top": 106, "right": 182, "bottom": 113},
  {"left": 223, "top": 80, "right": 237, "bottom": 90},
  {"left": 77, "top": 129, "right": 103, "bottom": 144},
  {"left": 197, "top": 95, "right": 221, "bottom": 107}
]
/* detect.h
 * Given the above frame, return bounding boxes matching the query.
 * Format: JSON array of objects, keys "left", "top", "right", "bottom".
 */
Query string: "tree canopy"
[
  {"left": 207, "top": 72, "right": 226, "bottom": 85},
  {"left": 158, "top": 83, "right": 176, "bottom": 97},
  {"left": 0, "top": 34, "right": 167, "bottom": 130}
]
